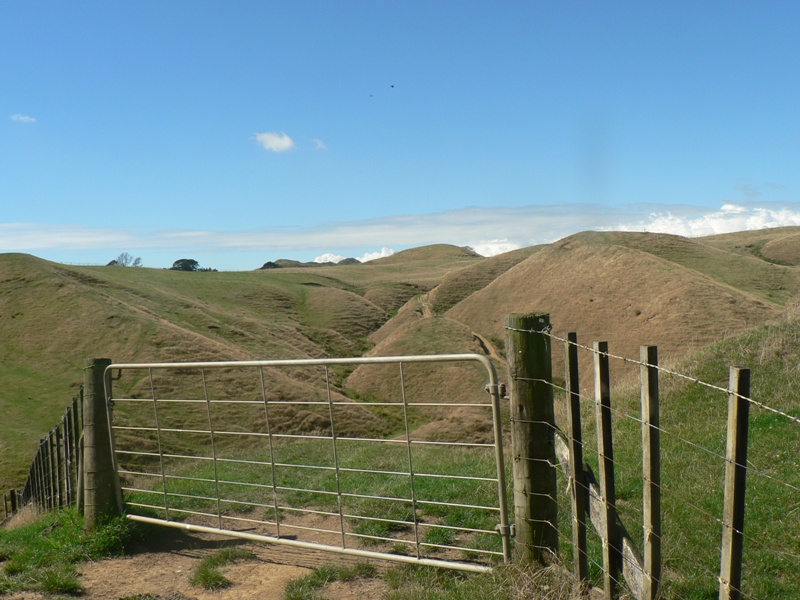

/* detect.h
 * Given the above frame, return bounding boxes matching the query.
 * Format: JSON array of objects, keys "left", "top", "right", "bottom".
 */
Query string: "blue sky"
[{"left": 3, "top": 2, "right": 800, "bottom": 270}]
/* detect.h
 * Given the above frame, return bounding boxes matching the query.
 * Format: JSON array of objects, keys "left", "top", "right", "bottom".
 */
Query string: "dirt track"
[{"left": 6, "top": 528, "right": 390, "bottom": 600}]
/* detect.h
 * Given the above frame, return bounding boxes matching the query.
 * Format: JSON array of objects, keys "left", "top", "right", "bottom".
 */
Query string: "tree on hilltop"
[
  {"left": 170, "top": 258, "right": 200, "bottom": 272},
  {"left": 107, "top": 252, "right": 142, "bottom": 267}
]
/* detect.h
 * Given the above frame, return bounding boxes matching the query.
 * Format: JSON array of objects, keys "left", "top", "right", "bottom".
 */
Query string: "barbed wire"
[
  {"left": 504, "top": 325, "right": 800, "bottom": 428},
  {"left": 506, "top": 324, "right": 799, "bottom": 597}
]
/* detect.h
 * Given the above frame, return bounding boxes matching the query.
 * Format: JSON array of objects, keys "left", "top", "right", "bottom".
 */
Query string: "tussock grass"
[
  {"left": 190, "top": 546, "right": 256, "bottom": 590},
  {"left": 0, "top": 507, "right": 141, "bottom": 596},
  {"left": 380, "top": 559, "right": 581, "bottom": 600}
]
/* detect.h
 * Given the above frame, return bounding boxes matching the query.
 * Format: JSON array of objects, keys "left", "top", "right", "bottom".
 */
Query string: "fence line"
[
  {"left": 2, "top": 388, "right": 83, "bottom": 525},
  {"left": 505, "top": 317, "right": 799, "bottom": 600},
  {"left": 4, "top": 314, "right": 799, "bottom": 599}
]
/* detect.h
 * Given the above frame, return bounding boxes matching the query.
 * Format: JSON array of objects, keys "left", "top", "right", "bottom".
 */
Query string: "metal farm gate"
[{"left": 103, "top": 354, "right": 510, "bottom": 572}]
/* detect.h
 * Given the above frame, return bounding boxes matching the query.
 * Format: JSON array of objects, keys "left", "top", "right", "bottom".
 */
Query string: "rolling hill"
[{"left": 3, "top": 228, "right": 800, "bottom": 491}]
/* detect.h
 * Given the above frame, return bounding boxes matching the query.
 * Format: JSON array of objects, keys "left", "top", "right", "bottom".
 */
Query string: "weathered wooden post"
[
  {"left": 83, "top": 358, "right": 120, "bottom": 530},
  {"left": 719, "top": 367, "right": 750, "bottom": 600},
  {"left": 505, "top": 312, "right": 558, "bottom": 563},
  {"left": 594, "top": 341, "right": 621, "bottom": 599},
  {"left": 565, "top": 332, "right": 589, "bottom": 585},
  {"left": 641, "top": 346, "right": 662, "bottom": 600}
]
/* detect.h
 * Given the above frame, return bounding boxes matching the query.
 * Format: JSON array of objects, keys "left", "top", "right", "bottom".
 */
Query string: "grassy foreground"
[
  {"left": 551, "top": 315, "right": 800, "bottom": 598},
  {"left": 0, "top": 507, "right": 140, "bottom": 596}
]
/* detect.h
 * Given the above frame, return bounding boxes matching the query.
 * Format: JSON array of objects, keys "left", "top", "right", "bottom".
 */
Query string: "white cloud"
[
  {"left": 313, "top": 248, "right": 395, "bottom": 264},
  {"left": 470, "top": 239, "right": 522, "bottom": 257},
  {"left": 10, "top": 114, "right": 36, "bottom": 123},
  {"left": 314, "top": 138, "right": 327, "bottom": 150},
  {"left": 7, "top": 203, "right": 800, "bottom": 269},
  {"left": 255, "top": 131, "right": 295, "bottom": 153},
  {"left": 314, "top": 252, "right": 345, "bottom": 263},
  {"left": 618, "top": 204, "right": 800, "bottom": 237},
  {"left": 358, "top": 248, "right": 395, "bottom": 262}
]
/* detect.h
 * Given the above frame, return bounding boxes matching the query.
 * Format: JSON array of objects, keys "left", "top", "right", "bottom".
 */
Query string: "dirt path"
[{"left": 6, "top": 529, "right": 390, "bottom": 600}]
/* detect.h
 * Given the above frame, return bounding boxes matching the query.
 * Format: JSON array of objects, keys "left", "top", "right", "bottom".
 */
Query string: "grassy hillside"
[
  {"left": 0, "top": 246, "right": 481, "bottom": 491},
  {"left": 3, "top": 229, "right": 800, "bottom": 494},
  {"left": 445, "top": 232, "right": 790, "bottom": 381}
]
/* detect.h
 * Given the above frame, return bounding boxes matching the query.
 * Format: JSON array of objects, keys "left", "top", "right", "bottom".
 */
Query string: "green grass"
[
  {"left": 284, "top": 562, "right": 377, "bottom": 600},
  {"left": 0, "top": 507, "right": 142, "bottom": 596},
  {"left": 551, "top": 316, "right": 800, "bottom": 598},
  {"left": 190, "top": 546, "right": 257, "bottom": 590},
  {"left": 379, "top": 561, "right": 581, "bottom": 600},
  {"left": 124, "top": 439, "right": 507, "bottom": 561}
]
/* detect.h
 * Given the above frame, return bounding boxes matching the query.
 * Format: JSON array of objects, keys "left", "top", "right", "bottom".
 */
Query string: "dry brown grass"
[
  {"left": 3, "top": 229, "right": 799, "bottom": 492},
  {"left": 445, "top": 233, "right": 784, "bottom": 384}
]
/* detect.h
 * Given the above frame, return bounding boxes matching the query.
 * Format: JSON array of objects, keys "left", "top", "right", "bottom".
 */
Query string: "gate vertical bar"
[
  {"left": 325, "top": 366, "right": 347, "bottom": 549},
  {"left": 399, "top": 362, "right": 422, "bottom": 558},
  {"left": 505, "top": 312, "right": 558, "bottom": 563},
  {"left": 640, "top": 346, "right": 661, "bottom": 600},
  {"left": 259, "top": 367, "right": 281, "bottom": 538},
  {"left": 594, "top": 341, "right": 621, "bottom": 599},
  {"left": 565, "top": 332, "right": 589, "bottom": 584},
  {"left": 148, "top": 368, "right": 171, "bottom": 521},
  {"left": 201, "top": 369, "right": 223, "bottom": 529},
  {"left": 719, "top": 367, "right": 751, "bottom": 600}
]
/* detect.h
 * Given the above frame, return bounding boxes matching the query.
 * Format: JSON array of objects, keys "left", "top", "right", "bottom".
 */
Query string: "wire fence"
[
  {"left": 2, "top": 389, "right": 83, "bottom": 525},
  {"left": 505, "top": 323, "right": 800, "bottom": 600},
  {"left": 5, "top": 317, "right": 799, "bottom": 598}
]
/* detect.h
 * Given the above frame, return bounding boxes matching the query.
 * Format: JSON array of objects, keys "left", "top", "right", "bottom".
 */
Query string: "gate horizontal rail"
[{"left": 104, "top": 354, "right": 510, "bottom": 572}]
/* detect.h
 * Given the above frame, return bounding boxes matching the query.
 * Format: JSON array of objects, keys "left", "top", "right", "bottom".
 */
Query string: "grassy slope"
[
  {"left": 0, "top": 246, "right": 481, "bottom": 491},
  {"left": 3, "top": 231, "right": 800, "bottom": 492},
  {"left": 445, "top": 232, "right": 793, "bottom": 384}
]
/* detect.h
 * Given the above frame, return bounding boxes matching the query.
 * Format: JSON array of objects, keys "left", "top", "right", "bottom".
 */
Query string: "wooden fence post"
[
  {"left": 565, "top": 332, "right": 589, "bottom": 584},
  {"left": 505, "top": 312, "right": 558, "bottom": 563},
  {"left": 73, "top": 392, "right": 84, "bottom": 510},
  {"left": 719, "top": 367, "right": 751, "bottom": 600},
  {"left": 47, "top": 433, "right": 56, "bottom": 509},
  {"left": 63, "top": 412, "right": 73, "bottom": 505},
  {"left": 55, "top": 425, "right": 64, "bottom": 507},
  {"left": 594, "top": 341, "right": 621, "bottom": 599},
  {"left": 83, "top": 357, "right": 119, "bottom": 531},
  {"left": 641, "top": 346, "right": 662, "bottom": 600}
]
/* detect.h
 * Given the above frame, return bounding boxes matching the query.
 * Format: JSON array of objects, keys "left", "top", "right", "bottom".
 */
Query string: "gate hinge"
[
  {"left": 484, "top": 383, "right": 507, "bottom": 398},
  {"left": 495, "top": 523, "right": 515, "bottom": 537}
]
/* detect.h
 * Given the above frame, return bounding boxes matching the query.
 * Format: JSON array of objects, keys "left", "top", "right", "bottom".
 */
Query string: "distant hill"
[{"left": 3, "top": 230, "right": 800, "bottom": 491}]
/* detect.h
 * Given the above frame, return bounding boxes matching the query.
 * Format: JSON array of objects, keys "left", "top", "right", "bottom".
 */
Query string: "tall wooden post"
[
  {"left": 719, "top": 367, "right": 750, "bottom": 600},
  {"left": 641, "top": 346, "right": 662, "bottom": 600},
  {"left": 565, "top": 332, "right": 589, "bottom": 583},
  {"left": 595, "top": 341, "right": 621, "bottom": 599},
  {"left": 506, "top": 313, "right": 558, "bottom": 563},
  {"left": 83, "top": 358, "right": 119, "bottom": 530}
]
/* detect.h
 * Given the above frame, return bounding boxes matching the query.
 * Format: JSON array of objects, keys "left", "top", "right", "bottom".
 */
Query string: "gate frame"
[{"left": 104, "top": 353, "right": 510, "bottom": 572}]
